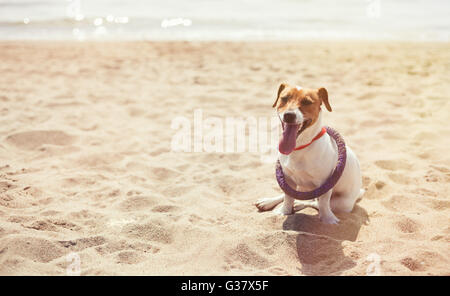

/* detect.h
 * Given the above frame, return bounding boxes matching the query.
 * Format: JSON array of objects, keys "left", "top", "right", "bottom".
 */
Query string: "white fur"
[{"left": 255, "top": 110, "right": 363, "bottom": 224}]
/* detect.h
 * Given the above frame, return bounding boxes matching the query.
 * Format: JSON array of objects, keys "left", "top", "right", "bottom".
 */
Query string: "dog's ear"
[
  {"left": 273, "top": 83, "right": 287, "bottom": 108},
  {"left": 318, "top": 87, "right": 332, "bottom": 112}
]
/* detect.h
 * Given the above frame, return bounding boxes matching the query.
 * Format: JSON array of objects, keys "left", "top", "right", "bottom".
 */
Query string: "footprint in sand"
[
  {"left": 388, "top": 173, "right": 411, "bottom": 185},
  {"left": 411, "top": 131, "right": 439, "bottom": 145},
  {"left": 381, "top": 195, "right": 418, "bottom": 213},
  {"left": 161, "top": 185, "right": 192, "bottom": 198},
  {"left": 118, "top": 196, "right": 157, "bottom": 212},
  {"left": 0, "top": 236, "right": 66, "bottom": 263},
  {"left": 24, "top": 218, "right": 80, "bottom": 232},
  {"left": 414, "top": 187, "right": 438, "bottom": 197},
  {"left": 401, "top": 250, "right": 445, "bottom": 273},
  {"left": 374, "top": 160, "right": 412, "bottom": 171},
  {"left": 40, "top": 210, "right": 60, "bottom": 216},
  {"left": 429, "top": 165, "right": 450, "bottom": 174},
  {"left": 401, "top": 257, "right": 425, "bottom": 272},
  {"left": 0, "top": 189, "right": 44, "bottom": 209},
  {"left": 58, "top": 236, "right": 107, "bottom": 252},
  {"left": 0, "top": 181, "right": 17, "bottom": 192},
  {"left": 148, "top": 148, "right": 168, "bottom": 157},
  {"left": 394, "top": 217, "right": 421, "bottom": 234},
  {"left": 5, "top": 130, "right": 75, "bottom": 150},
  {"left": 122, "top": 221, "right": 173, "bottom": 244},
  {"left": 151, "top": 166, "right": 180, "bottom": 180},
  {"left": 8, "top": 215, "right": 34, "bottom": 223},
  {"left": 116, "top": 251, "right": 146, "bottom": 264},
  {"left": 225, "top": 243, "right": 269, "bottom": 269},
  {"left": 95, "top": 240, "right": 159, "bottom": 255},
  {"left": 357, "top": 178, "right": 386, "bottom": 200},
  {"left": 424, "top": 169, "right": 449, "bottom": 183},
  {"left": 422, "top": 198, "right": 450, "bottom": 211},
  {"left": 357, "top": 91, "right": 377, "bottom": 101},
  {"left": 151, "top": 204, "right": 179, "bottom": 213},
  {"left": 25, "top": 220, "right": 58, "bottom": 232},
  {"left": 76, "top": 153, "right": 123, "bottom": 168}
]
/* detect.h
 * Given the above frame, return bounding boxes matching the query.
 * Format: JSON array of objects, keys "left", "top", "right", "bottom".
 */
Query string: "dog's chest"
[{"left": 280, "top": 138, "right": 337, "bottom": 189}]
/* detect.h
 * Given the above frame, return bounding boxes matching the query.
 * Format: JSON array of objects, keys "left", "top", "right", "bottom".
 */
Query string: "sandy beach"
[{"left": 0, "top": 41, "right": 449, "bottom": 275}]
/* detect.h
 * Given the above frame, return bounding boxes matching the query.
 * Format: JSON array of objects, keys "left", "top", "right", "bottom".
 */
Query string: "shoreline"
[{"left": 0, "top": 39, "right": 449, "bottom": 44}]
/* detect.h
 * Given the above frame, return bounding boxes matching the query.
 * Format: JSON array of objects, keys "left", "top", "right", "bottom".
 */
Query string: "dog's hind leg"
[
  {"left": 330, "top": 188, "right": 363, "bottom": 213},
  {"left": 255, "top": 194, "right": 284, "bottom": 211}
]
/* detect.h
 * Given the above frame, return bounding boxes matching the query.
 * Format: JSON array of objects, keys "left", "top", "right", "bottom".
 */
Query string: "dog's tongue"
[{"left": 279, "top": 123, "right": 299, "bottom": 155}]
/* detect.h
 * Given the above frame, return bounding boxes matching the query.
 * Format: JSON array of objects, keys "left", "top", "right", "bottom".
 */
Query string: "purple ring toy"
[{"left": 275, "top": 126, "right": 347, "bottom": 200}]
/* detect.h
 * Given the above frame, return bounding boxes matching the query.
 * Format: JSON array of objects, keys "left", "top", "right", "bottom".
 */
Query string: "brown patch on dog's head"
[{"left": 273, "top": 83, "right": 332, "bottom": 133}]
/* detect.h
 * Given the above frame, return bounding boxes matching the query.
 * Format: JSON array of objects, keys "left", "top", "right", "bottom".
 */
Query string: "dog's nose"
[{"left": 283, "top": 111, "right": 296, "bottom": 123}]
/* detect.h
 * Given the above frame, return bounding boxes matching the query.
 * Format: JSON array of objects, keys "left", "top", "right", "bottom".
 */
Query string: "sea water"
[{"left": 0, "top": 0, "right": 448, "bottom": 41}]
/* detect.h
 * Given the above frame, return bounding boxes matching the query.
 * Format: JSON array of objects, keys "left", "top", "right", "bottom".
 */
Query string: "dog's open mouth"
[
  {"left": 297, "top": 118, "right": 312, "bottom": 137},
  {"left": 279, "top": 118, "right": 312, "bottom": 155}
]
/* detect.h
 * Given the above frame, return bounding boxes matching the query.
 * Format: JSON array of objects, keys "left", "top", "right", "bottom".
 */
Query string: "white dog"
[{"left": 255, "top": 83, "right": 364, "bottom": 224}]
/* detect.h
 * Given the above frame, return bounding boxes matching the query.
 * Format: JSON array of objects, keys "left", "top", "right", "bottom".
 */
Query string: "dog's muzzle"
[{"left": 282, "top": 111, "right": 297, "bottom": 124}]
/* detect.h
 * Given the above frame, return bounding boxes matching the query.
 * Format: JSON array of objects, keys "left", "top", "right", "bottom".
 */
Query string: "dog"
[{"left": 255, "top": 83, "right": 364, "bottom": 224}]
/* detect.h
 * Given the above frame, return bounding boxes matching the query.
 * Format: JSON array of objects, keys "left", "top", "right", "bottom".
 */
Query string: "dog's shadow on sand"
[{"left": 282, "top": 204, "right": 369, "bottom": 275}]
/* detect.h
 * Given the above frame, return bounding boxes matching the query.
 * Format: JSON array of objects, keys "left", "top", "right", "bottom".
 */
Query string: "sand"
[{"left": 0, "top": 41, "right": 449, "bottom": 275}]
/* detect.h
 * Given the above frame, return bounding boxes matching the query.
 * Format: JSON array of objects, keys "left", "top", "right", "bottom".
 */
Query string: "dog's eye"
[
  {"left": 281, "top": 96, "right": 289, "bottom": 103},
  {"left": 301, "top": 98, "right": 313, "bottom": 106}
]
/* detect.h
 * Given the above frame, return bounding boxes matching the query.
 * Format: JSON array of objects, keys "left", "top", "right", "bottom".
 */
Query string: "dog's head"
[{"left": 273, "top": 83, "right": 332, "bottom": 137}]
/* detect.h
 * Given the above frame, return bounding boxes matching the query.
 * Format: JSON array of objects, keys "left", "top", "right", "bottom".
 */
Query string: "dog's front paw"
[
  {"left": 319, "top": 213, "right": 340, "bottom": 224},
  {"left": 274, "top": 205, "right": 293, "bottom": 215},
  {"left": 255, "top": 198, "right": 277, "bottom": 211},
  {"left": 254, "top": 195, "right": 284, "bottom": 211}
]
